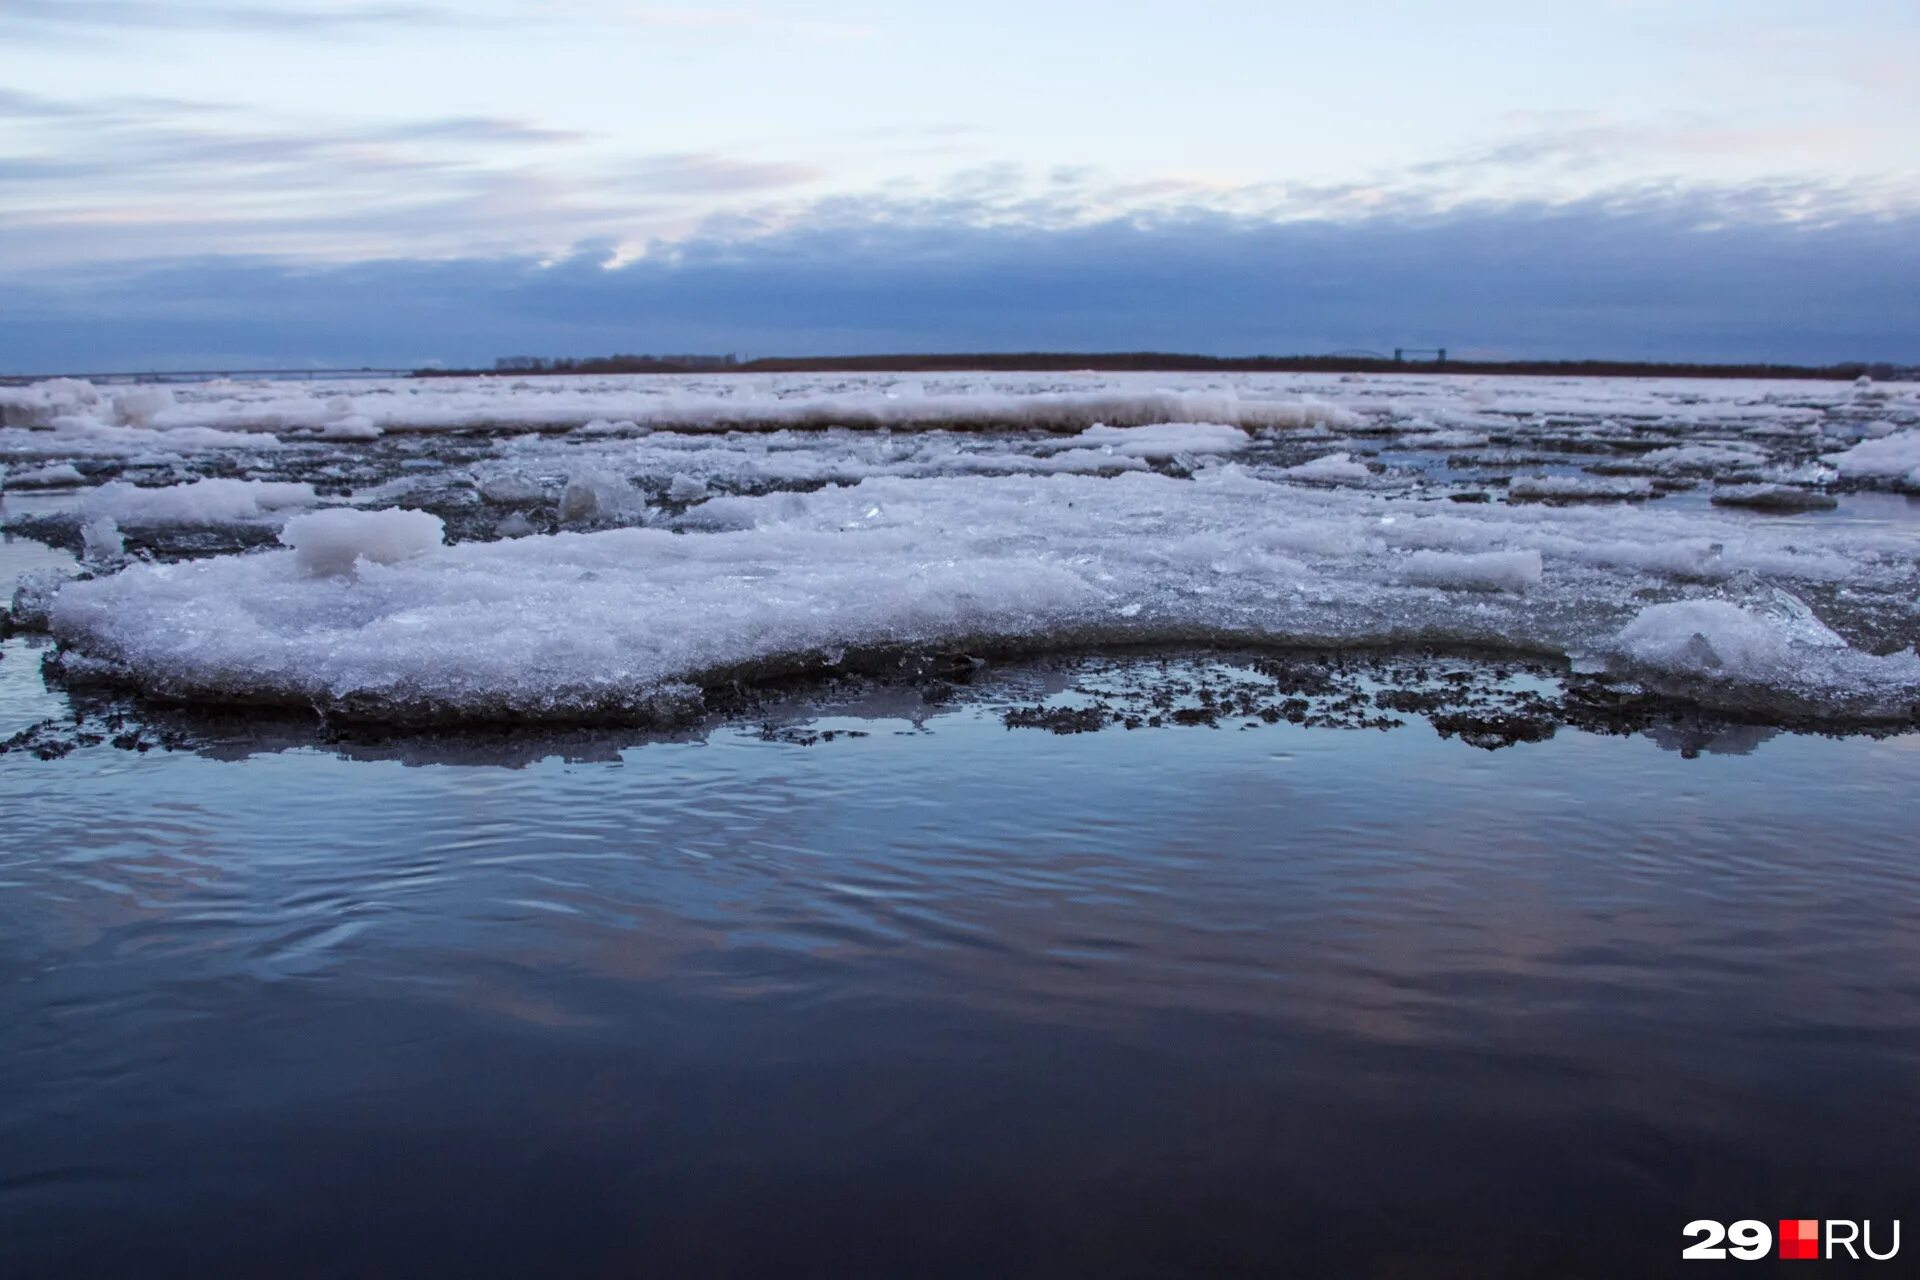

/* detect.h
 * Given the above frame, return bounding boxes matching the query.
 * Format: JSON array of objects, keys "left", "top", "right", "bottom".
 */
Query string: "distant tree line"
[{"left": 417, "top": 352, "right": 1913, "bottom": 381}]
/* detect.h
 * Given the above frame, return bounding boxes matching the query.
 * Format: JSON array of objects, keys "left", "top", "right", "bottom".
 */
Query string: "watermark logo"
[
  {"left": 1682, "top": 1219, "right": 1900, "bottom": 1261},
  {"left": 1779, "top": 1219, "right": 1820, "bottom": 1261}
]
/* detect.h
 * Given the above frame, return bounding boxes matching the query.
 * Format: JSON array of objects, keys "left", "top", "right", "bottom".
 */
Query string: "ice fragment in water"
[{"left": 279, "top": 507, "right": 445, "bottom": 577}]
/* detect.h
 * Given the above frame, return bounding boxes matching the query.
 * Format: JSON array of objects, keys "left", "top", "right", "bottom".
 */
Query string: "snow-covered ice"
[
  {"left": 6, "top": 370, "right": 1917, "bottom": 725},
  {"left": 1280, "top": 452, "right": 1372, "bottom": 483},
  {"left": 5, "top": 376, "right": 1357, "bottom": 439},
  {"left": 45, "top": 464, "right": 1920, "bottom": 723},
  {"left": 1598, "top": 594, "right": 1920, "bottom": 716},
  {"left": 1825, "top": 431, "right": 1920, "bottom": 488},
  {"left": 1401, "top": 549, "right": 1544, "bottom": 592},
  {"left": 1509, "top": 474, "right": 1653, "bottom": 502},
  {"left": 1710, "top": 483, "right": 1838, "bottom": 512},
  {"left": 5, "top": 463, "right": 88, "bottom": 489},
  {"left": 1071, "top": 422, "right": 1250, "bottom": 458},
  {"left": 78, "top": 478, "right": 319, "bottom": 526},
  {"left": 558, "top": 468, "right": 649, "bottom": 525}
]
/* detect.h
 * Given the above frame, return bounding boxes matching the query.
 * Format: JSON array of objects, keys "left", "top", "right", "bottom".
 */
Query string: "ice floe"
[
  {"left": 1825, "top": 431, "right": 1920, "bottom": 488},
  {"left": 4, "top": 377, "right": 1357, "bottom": 438},
  {"left": 5, "top": 463, "right": 88, "bottom": 490},
  {"left": 8, "top": 371, "right": 1917, "bottom": 725},
  {"left": 45, "top": 465, "right": 1920, "bottom": 723},
  {"left": 78, "top": 479, "right": 319, "bottom": 526},
  {"left": 1710, "top": 484, "right": 1838, "bottom": 512},
  {"left": 1280, "top": 452, "right": 1372, "bottom": 483},
  {"left": 5, "top": 371, "right": 1918, "bottom": 499},
  {"left": 1509, "top": 475, "right": 1653, "bottom": 502}
]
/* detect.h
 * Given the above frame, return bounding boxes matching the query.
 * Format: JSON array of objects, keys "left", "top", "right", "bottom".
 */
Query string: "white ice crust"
[
  {"left": 4, "top": 377, "right": 1356, "bottom": 438},
  {"left": 14, "top": 370, "right": 1920, "bottom": 723},
  {"left": 1280, "top": 452, "right": 1372, "bottom": 483},
  {"left": 1509, "top": 474, "right": 1653, "bottom": 501},
  {"left": 49, "top": 467, "right": 1920, "bottom": 722},
  {"left": 79, "top": 478, "right": 319, "bottom": 526},
  {"left": 1825, "top": 430, "right": 1920, "bottom": 486}
]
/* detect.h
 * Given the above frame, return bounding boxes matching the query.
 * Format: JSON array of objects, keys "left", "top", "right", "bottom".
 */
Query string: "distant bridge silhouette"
[{"left": 1316, "top": 348, "right": 1451, "bottom": 362}]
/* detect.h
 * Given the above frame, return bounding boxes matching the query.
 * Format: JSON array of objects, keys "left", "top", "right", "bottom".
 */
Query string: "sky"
[{"left": 2, "top": 0, "right": 1917, "bottom": 370}]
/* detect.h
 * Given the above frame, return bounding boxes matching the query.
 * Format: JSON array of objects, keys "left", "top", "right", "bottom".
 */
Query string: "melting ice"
[{"left": 3, "top": 370, "right": 1917, "bottom": 724}]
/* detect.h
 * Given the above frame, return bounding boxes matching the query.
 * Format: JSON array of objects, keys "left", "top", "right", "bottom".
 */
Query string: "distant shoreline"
[
  {"left": 7, "top": 353, "right": 1908, "bottom": 387},
  {"left": 419, "top": 352, "right": 1908, "bottom": 382}
]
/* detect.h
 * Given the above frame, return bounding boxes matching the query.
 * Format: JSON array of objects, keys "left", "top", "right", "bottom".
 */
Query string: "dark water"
[{"left": 2, "top": 631, "right": 1918, "bottom": 1276}]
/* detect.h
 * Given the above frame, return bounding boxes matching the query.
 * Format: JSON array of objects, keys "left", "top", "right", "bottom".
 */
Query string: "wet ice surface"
[
  {"left": 4, "top": 372, "right": 1920, "bottom": 1276},
  {"left": 5, "top": 371, "right": 1920, "bottom": 726}
]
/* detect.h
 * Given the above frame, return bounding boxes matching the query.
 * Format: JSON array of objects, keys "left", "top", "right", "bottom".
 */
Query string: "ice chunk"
[
  {"left": 479, "top": 474, "right": 547, "bottom": 503},
  {"left": 1281, "top": 452, "right": 1372, "bottom": 483},
  {"left": 79, "top": 478, "right": 319, "bottom": 525},
  {"left": 1709, "top": 484, "right": 1837, "bottom": 512},
  {"left": 1640, "top": 442, "right": 1769, "bottom": 473},
  {"left": 1070, "top": 423, "right": 1249, "bottom": 458},
  {"left": 667, "top": 473, "right": 711, "bottom": 502},
  {"left": 558, "top": 469, "right": 647, "bottom": 524},
  {"left": 6, "top": 462, "right": 87, "bottom": 489},
  {"left": 1397, "top": 429, "right": 1490, "bottom": 448},
  {"left": 317, "top": 415, "right": 382, "bottom": 442},
  {"left": 1509, "top": 474, "right": 1653, "bottom": 502},
  {"left": 1613, "top": 599, "right": 1841, "bottom": 676},
  {"left": 1599, "top": 597, "right": 1920, "bottom": 720},
  {"left": 1824, "top": 431, "right": 1920, "bottom": 481},
  {"left": 279, "top": 507, "right": 445, "bottom": 577},
  {"left": 9, "top": 568, "right": 75, "bottom": 631},
  {"left": 81, "top": 516, "right": 126, "bottom": 567},
  {"left": 1401, "top": 549, "right": 1543, "bottom": 592},
  {"left": 112, "top": 387, "right": 175, "bottom": 427},
  {"left": 0, "top": 378, "right": 99, "bottom": 428}
]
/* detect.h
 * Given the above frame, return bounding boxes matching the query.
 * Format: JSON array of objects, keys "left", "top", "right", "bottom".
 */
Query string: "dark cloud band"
[{"left": 4, "top": 198, "right": 1915, "bottom": 371}]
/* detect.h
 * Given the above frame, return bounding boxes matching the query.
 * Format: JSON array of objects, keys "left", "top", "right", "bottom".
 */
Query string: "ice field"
[{"left": 4, "top": 369, "right": 1919, "bottom": 725}]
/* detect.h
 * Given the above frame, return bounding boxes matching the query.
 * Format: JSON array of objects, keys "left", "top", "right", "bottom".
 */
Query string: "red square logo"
[{"left": 1780, "top": 1219, "right": 1820, "bottom": 1260}]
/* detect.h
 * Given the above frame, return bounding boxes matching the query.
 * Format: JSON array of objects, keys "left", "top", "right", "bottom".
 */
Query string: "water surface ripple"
[{"left": 2, "top": 660, "right": 1918, "bottom": 1276}]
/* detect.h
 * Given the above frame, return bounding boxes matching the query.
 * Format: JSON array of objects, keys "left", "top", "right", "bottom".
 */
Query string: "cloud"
[
  {"left": 0, "top": 88, "right": 240, "bottom": 122},
  {"left": 368, "top": 117, "right": 593, "bottom": 147},
  {"left": 0, "top": 88, "right": 830, "bottom": 265},
  {"left": 8, "top": 75, "right": 1912, "bottom": 271},
  {"left": 527, "top": 1, "right": 874, "bottom": 39},
  {"left": 5, "top": 192, "right": 1915, "bottom": 372},
  {"left": 1411, "top": 112, "right": 1876, "bottom": 178},
  {"left": 0, "top": 0, "right": 871, "bottom": 41},
  {"left": 0, "top": 88, "right": 91, "bottom": 119},
  {"left": 0, "top": 0, "right": 441, "bottom": 37},
  {"left": 617, "top": 153, "right": 825, "bottom": 196}
]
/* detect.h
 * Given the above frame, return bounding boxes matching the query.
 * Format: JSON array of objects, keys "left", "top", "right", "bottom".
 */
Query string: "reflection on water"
[{"left": 2, "top": 642, "right": 1917, "bottom": 1278}]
